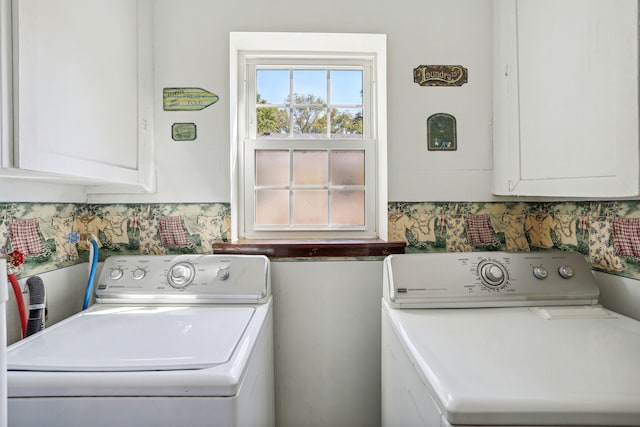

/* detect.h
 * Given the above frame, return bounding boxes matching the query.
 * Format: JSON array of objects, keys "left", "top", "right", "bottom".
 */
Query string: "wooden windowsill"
[{"left": 213, "top": 239, "right": 406, "bottom": 258}]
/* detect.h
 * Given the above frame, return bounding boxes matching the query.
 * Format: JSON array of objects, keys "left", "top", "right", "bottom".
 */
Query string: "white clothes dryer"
[
  {"left": 7, "top": 254, "right": 274, "bottom": 427},
  {"left": 382, "top": 251, "right": 640, "bottom": 426}
]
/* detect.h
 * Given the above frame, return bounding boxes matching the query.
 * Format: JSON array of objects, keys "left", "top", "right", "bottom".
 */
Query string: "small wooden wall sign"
[
  {"left": 414, "top": 65, "right": 468, "bottom": 87},
  {"left": 427, "top": 113, "right": 457, "bottom": 151},
  {"left": 171, "top": 123, "right": 197, "bottom": 141}
]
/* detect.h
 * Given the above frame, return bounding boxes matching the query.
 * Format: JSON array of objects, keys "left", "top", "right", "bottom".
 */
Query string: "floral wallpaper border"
[
  {"left": 2, "top": 200, "right": 640, "bottom": 282},
  {"left": 390, "top": 201, "right": 640, "bottom": 280},
  {"left": 0, "top": 203, "right": 229, "bottom": 277}
]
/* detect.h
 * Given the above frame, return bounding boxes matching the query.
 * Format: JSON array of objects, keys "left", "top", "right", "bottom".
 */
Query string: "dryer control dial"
[
  {"left": 217, "top": 267, "right": 230, "bottom": 281},
  {"left": 167, "top": 262, "right": 196, "bottom": 289},
  {"left": 478, "top": 260, "right": 508, "bottom": 288}
]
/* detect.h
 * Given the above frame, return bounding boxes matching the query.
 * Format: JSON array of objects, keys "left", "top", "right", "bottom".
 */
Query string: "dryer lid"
[
  {"left": 7, "top": 305, "right": 256, "bottom": 371},
  {"left": 384, "top": 302, "right": 640, "bottom": 425}
]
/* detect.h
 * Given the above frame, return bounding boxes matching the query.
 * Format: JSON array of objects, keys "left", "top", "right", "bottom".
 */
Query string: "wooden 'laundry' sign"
[{"left": 413, "top": 65, "right": 468, "bottom": 87}]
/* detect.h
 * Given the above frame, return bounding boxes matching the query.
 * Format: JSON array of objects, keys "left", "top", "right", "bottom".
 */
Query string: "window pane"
[
  {"left": 256, "top": 150, "right": 289, "bottom": 185},
  {"left": 330, "top": 70, "right": 362, "bottom": 105},
  {"left": 293, "top": 69, "right": 326, "bottom": 103},
  {"left": 257, "top": 107, "right": 290, "bottom": 137},
  {"left": 332, "top": 151, "right": 365, "bottom": 185},
  {"left": 293, "top": 151, "right": 328, "bottom": 185},
  {"left": 330, "top": 108, "right": 362, "bottom": 137},
  {"left": 256, "top": 190, "right": 289, "bottom": 225},
  {"left": 293, "top": 190, "right": 328, "bottom": 225},
  {"left": 293, "top": 107, "right": 327, "bottom": 136},
  {"left": 332, "top": 190, "right": 365, "bottom": 225},
  {"left": 256, "top": 69, "right": 289, "bottom": 104},
  {"left": 238, "top": 37, "right": 382, "bottom": 238}
]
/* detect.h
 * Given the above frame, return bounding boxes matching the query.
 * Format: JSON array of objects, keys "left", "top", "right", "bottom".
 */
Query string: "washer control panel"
[
  {"left": 384, "top": 251, "right": 600, "bottom": 308},
  {"left": 96, "top": 254, "right": 269, "bottom": 303}
]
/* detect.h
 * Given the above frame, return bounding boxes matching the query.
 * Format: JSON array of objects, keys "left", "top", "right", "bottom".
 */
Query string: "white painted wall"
[
  {"left": 16, "top": 0, "right": 640, "bottom": 206},
  {"left": 3, "top": 0, "right": 493, "bottom": 204},
  {"left": 593, "top": 271, "right": 640, "bottom": 321},
  {"left": 89, "top": 0, "right": 494, "bottom": 204},
  {"left": 0, "top": 181, "right": 87, "bottom": 203},
  {"left": 5, "top": 264, "right": 91, "bottom": 345},
  {"left": 271, "top": 260, "right": 383, "bottom": 427}
]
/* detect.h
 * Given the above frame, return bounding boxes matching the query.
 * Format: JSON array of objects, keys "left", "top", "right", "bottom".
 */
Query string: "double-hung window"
[{"left": 230, "top": 33, "right": 387, "bottom": 241}]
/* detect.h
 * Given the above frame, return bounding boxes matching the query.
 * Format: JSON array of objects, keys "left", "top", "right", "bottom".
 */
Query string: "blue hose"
[{"left": 82, "top": 238, "right": 99, "bottom": 310}]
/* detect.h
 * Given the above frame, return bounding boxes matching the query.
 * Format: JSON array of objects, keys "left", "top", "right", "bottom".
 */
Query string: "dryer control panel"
[
  {"left": 383, "top": 251, "right": 599, "bottom": 308},
  {"left": 96, "top": 254, "right": 270, "bottom": 304}
]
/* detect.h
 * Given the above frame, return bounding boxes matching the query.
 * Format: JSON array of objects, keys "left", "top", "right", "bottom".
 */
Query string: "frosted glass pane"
[
  {"left": 332, "top": 190, "right": 365, "bottom": 225},
  {"left": 330, "top": 70, "right": 362, "bottom": 105},
  {"left": 256, "top": 69, "right": 289, "bottom": 104},
  {"left": 293, "top": 151, "right": 328, "bottom": 185},
  {"left": 256, "top": 190, "right": 289, "bottom": 225},
  {"left": 293, "top": 190, "right": 328, "bottom": 225},
  {"left": 256, "top": 150, "right": 289, "bottom": 185},
  {"left": 332, "top": 151, "right": 364, "bottom": 185}
]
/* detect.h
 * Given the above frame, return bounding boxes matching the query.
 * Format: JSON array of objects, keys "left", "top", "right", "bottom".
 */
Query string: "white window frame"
[{"left": 230, "top": 32, "right": 387, "bottom": 242}]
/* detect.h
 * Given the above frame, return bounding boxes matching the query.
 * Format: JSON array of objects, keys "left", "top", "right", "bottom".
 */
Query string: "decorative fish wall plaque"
[{"left": 163, "top": 88, "right": 219, "bottom": 111}]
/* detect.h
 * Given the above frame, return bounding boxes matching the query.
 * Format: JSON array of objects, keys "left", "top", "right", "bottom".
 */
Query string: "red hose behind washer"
[{"left": 9, "top": 273, "right": 27, "bottom": 338}]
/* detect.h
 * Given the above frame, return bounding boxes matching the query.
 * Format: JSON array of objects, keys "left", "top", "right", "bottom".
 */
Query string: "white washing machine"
[
  {"left": 7, "top": 254, "right": 274, "bottom": 427},
  {"left": 382, "top": 251, "right": 640, "bottom": 426}
]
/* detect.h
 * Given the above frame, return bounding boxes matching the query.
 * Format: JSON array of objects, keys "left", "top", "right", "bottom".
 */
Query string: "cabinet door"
[
  {"left": 493, "top": 0, "right": 639, "bottom": 197},
  {"left": 14, "top": 0, "right": 154, "bottom": 191}
]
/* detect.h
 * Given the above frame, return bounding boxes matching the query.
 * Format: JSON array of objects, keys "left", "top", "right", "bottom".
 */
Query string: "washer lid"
[{"left": 7, "top": 305, "right": 256, "bottom": 371}]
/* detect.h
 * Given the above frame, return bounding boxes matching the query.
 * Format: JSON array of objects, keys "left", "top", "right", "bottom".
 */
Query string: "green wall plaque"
[
  {"left": 171, "top": 123, "right": 197, "bottom": 141},
  {"left": 427, "top": 113, "right": 457, "bottom": 151},
  {"left": 163, "top": 88, "right": 219, "bottom": 111}
]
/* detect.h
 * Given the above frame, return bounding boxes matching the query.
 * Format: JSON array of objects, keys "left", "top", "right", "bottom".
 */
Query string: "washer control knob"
[
  {"left": 132, "top": 268, "right": 146, "bottom": 280},
  {"left": 168, "top": 262, "right": 196, "bottom": 289},
  {"left": 484, "top": 265, "right": 504, "bottom": 282},
  {"left": 532, "top": 266, "right": 548, "bottom": 280},
  {"left": 479, "top": 261, "right": 507, "bottom": 288},
  {"left": 217, "top": 267, "right": 230, "bottom": 281},
  {"left": 109, "top": 268, "right": 123, "bottom": 280},
  {"left": 558, "top": 265, "right": 575, "bottom": 279}
]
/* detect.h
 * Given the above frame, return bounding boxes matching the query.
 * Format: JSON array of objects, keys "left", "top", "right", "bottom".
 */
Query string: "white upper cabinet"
[
  {"left": 3, "top": 0, "right": 154, "bottom": 192},
  {"left": 493, "top": 0, "right": 639, "bottom": 197}
]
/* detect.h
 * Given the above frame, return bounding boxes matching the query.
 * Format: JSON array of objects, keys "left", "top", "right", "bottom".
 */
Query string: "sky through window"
[{"left": 257, "top": 69, "right": 362, "bottom": 105}]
